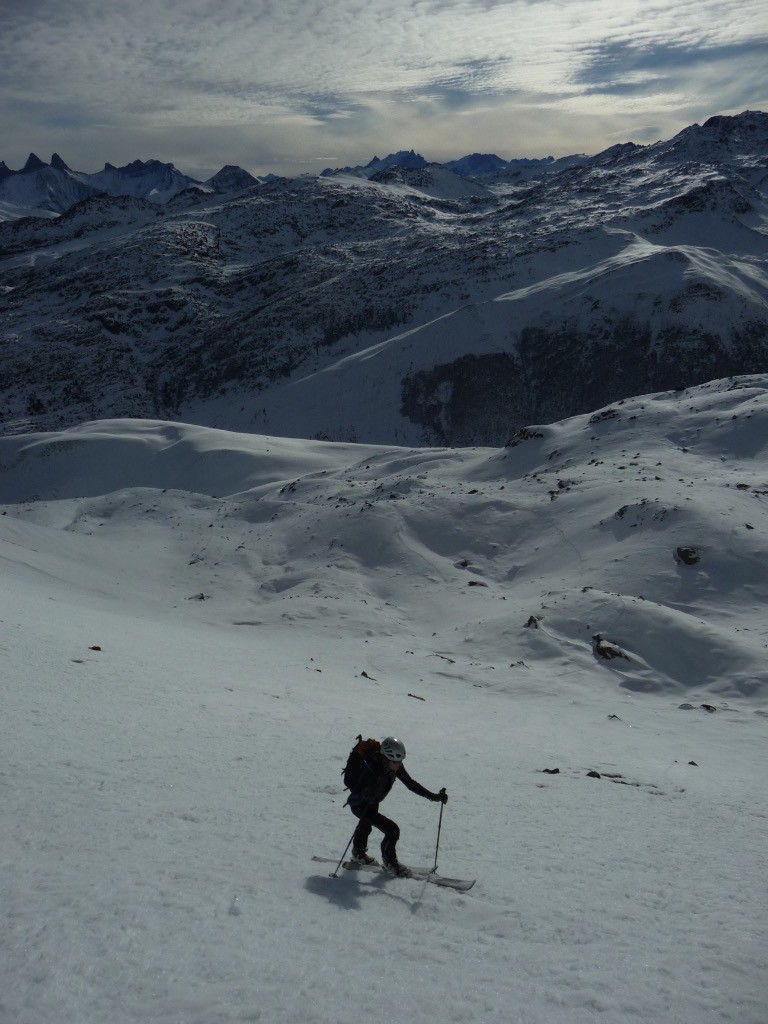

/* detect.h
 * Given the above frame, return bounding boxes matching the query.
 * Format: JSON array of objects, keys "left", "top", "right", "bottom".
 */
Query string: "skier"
[{"left": 347, "top": 736, "right": 447, "bottom": 876}]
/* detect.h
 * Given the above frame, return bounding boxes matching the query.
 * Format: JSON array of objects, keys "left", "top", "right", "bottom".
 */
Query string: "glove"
[{"left": 435, "top": 787, "right": 448, "bottom": 804}]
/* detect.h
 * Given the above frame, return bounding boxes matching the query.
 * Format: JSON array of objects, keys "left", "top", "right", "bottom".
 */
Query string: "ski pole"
[
  {"left": 432, "top": 793, "right": 445, "bottom": 874},
  {"left": 330, "top": 829, "right": 356, "bottom": 878}
]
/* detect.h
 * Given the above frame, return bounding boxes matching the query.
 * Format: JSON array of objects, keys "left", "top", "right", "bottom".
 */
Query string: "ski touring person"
[{"left": 344, "top": 736, "right": 447, "bottom": 876}]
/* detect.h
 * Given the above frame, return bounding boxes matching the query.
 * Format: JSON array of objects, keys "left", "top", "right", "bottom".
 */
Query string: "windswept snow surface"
[{"left": 2, "top": 377, "right": 768, "bottom": 1024}]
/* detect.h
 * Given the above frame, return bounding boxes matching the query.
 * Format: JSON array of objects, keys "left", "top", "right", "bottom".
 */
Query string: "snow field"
[{"left": 2, "top": 380, "right": 768, "bottom": 1023}]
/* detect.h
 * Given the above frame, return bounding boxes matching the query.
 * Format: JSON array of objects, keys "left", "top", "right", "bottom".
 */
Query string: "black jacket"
[{"left": 348, "top": 754, "right": 438, "bottom": 809}]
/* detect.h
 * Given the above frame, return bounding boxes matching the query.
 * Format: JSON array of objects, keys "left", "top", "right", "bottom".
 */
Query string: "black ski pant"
[{"left": 350, "top": 803, "right": 400, "bottom": 863}]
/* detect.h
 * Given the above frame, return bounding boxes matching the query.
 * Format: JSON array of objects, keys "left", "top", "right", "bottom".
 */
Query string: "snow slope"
[
  {"left": 196, "top": 225, "right": 768, "bottom": 445},
  {"left": 2, "top": 376, "right": 767, "bottom": 1024}
]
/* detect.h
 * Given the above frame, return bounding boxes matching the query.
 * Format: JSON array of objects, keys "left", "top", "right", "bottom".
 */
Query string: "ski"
[{"left": 311, "top": 856, "right": 475, "bottom": 891}]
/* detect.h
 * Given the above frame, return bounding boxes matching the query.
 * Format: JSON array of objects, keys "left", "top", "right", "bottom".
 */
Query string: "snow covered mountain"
[
  {"left": 322, "top": 149, "right": 589, "bottom": 182},
  {"left": 321, "top": 149, "right": 430, "bottom": 177},
  {"left": 0, "top": 153, "right": 262, "bottom": 218},
  {"left": 2, "top": 376, "right": 767, "bottom": 1023},
  {"left": 1, "top": 111, "right": 767, "bottom": 444}
]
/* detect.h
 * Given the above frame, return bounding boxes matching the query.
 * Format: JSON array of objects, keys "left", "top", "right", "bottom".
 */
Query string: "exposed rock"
[
  {"left": 676, "top": 546, "right": 701, "bottom": 565},
  {"left": 593, "top": 634, "right": 630, "bottom": 660}
]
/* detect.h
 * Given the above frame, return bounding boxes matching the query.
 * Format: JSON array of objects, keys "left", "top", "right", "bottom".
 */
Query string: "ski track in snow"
[{"left": 2, "top": 378, "right": 768, "bottom": 1024}]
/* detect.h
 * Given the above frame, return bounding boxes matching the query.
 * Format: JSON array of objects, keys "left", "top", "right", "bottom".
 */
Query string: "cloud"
[
  {"left": 574, "top": 36, "right": 768, "bottom": 97},
  {"left": 0, "top": 0, "right": 766, "bottom": 174}
]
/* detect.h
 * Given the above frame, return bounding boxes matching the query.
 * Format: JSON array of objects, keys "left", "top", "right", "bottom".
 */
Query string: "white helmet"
[{"left": 380, "top": 736, "right": 406, "bottom": 762}]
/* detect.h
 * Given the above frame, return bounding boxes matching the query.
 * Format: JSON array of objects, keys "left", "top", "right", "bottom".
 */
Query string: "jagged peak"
[
  {"left": 50, "top": 153, "right": 71, "bottom": 172},
  {"left": 23, "top": 153, "right": 48, "bottom": 173},
  {"left": 102, "top": 158, "right": 180, "bottom": 176},
  {"left": 365, "top": 150, "right": 427, "bottom": 171}
]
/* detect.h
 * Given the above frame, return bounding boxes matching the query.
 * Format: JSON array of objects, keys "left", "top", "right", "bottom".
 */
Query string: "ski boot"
[
  {"left": 383, "top": 858, "right": 412, "bottom": 878},
  {"left": 349, "top": 849, "right": 377, "bottom": 866}
]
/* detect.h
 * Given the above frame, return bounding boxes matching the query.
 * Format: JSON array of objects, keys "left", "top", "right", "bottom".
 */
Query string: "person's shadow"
[
  {"left": 305, "top": 872, "right": 364, "bottom": 910},
  {"left": 305, "top": 870, "right": 420, "bottom": 911}
]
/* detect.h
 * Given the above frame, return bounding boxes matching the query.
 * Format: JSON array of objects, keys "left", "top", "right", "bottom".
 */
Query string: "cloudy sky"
[{"left": 1, "top": 0, "right": 766, "bottom": 178}]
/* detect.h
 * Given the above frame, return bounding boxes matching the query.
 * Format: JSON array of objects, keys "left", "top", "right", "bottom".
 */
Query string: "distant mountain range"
[
  {"left": 322, "top": 148, "right": 590, "bottom": 181},
  {"left": 0, "top": 154, "right": 268, "bottom": 219},
  {"left": 1, "top": 111, "right": 767, "bottom": 445},
  {"left": 0, "top": 145, "right": 616, "bottom": 221}
]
